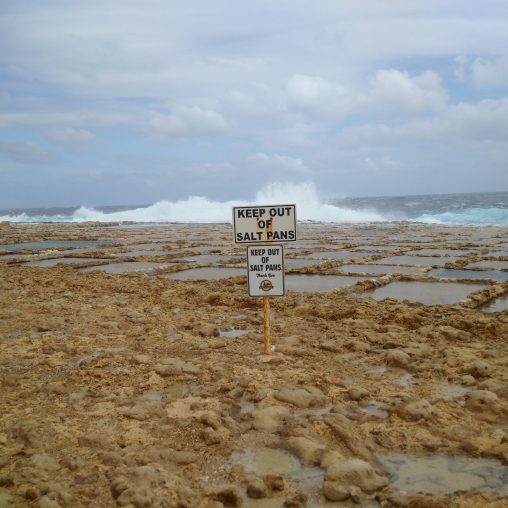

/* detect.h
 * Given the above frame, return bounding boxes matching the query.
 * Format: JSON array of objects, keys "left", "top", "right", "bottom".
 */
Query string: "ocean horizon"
[{"left": 1, "top": 186, "right": 508, "bottom": 226}]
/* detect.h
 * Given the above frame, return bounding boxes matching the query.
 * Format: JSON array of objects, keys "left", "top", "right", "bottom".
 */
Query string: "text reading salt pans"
[{"left": 233, "top": 205, "right": 296, "bottom": 244}]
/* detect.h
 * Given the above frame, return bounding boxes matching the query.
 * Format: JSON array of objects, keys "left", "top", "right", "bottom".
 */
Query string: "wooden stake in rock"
[
  {"left": 263, "top": 218, "right": 273, "bottom": 355},
  {"left": 263, "top": 296, "right": 271, "bottom": 354}
]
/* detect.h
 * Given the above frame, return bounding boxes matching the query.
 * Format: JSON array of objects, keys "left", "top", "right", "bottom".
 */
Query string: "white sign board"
[
  {"left": 247, "top": 245, "right": 285, "bottom": 297},
  {"left": 233, "top": 204, "right": 296, "bottom": 244}
]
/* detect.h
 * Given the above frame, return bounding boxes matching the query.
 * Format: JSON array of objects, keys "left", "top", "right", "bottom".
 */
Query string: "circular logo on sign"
[{"left": 259, "top": 280, "right": 273, "bottom": 291}]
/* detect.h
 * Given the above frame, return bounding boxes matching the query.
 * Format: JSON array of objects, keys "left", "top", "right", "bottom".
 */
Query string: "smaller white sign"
[{"left": 247, "top": 244, "right": 285, "bottom": 297}]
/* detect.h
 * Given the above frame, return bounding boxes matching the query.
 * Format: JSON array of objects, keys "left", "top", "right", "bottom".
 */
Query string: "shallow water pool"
[
  {"left": 374, "top": 255, "right": 461, "bottom": 267},
  {"left": 165, "top": 267, "right": 245, "bottom": 280},
  {"left": 341, "top": 264, "right": 424, "bottom": 275},
  {"left": 378, "top": 453, "right": 508, "bottom": 497},
  {"left": 286, "top": 274, "right": 368, "bottom": 292},
  {"left": 28, "top": 257, "right": 108, "bottom": 267},
  {"left": 81, "top": 261, "right": 176, "bottom": 274},
  {"left": 468, "top": 260, "right": 508, "bottom": 270},
  {"left": 428, "top": 268, "right": 508, "bottom": 282},
  {"left": 0, "top": 240, "right": 110, "bottom": 251},
  {"left": 482, "top": 293, "right": 508, "bottom": 313},
  {"left": 367, "top": 281, "right": 488, "bottom": 305}
]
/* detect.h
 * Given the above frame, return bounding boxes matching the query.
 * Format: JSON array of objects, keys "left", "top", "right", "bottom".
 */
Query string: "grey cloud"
[
  {"left": 471, "top": 54, "right": 508, "bottom": 86},
  {"left": 339, "top": 98, "right": 508, "bottom": 147},
  {"left": 44, "top": 127, "right": 95, "bottom": 147},
  {"left": 148, "top": 106, "right": 229, "bottom": 140},
  {"left": 0, "top": 140, "right": 56, "bottom": 164}
]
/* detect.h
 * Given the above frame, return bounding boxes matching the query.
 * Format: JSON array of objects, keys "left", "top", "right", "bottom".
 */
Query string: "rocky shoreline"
[{"left": 1, "top": 222, "right": 507, "bottom": 507}]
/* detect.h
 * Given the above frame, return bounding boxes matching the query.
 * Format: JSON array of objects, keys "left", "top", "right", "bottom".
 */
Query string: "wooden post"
[{"left": 263, "top": 296, "right": 271, "bottom": 354}]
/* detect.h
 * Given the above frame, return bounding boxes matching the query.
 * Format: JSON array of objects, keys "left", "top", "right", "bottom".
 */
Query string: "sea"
[{"left": 1, "top": 183, "right": 507, "bottom": 225}]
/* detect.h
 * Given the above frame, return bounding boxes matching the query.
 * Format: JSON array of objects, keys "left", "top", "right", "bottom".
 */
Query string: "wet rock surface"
[{"left": 1, "top": 221, "right": 508, "bottom": 506}]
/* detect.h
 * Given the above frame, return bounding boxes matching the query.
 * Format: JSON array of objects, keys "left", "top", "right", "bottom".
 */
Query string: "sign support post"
[{"left": 263, "top": 296, "right": 270, "bottom": 354}]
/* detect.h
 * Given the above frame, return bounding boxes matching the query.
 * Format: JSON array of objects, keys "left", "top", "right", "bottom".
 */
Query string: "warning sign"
[
  {"left": 247, "top": 245, "right": 285, "bottom": 297},
  {"left": 233, "top": 205, "right": 296, "bottom": 244}
]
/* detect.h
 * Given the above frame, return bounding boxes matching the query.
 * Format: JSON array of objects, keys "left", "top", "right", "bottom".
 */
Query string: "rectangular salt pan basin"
[
  {"left": 80, "top": 262, "right": 176, "bottom": 273},
  {"left": 341, "top": 264, "right": 425, "bottom": 275},
  {"left": 284, "top": 258, "right": 321, "bottom": 269},
  {"left": 412, "top": 249, "right": 475, "bottom": 256},
  {"left": 308, "top": 251, "right": 363, "bottom": 260},
  {"left": 165, "top": 267, "right": 245, "bottom": 280},
  {"left": 28, "top": 258, "right": 108, "bottom": 267},
  {"left": 286, "top": 274, "right": 368, "bottom": 292},
  {"left": 374, "top": 255, "right": 461, "bottom": 267},
  {"left": 176, "top": 254, "right": 240, "bottom": 264},
  {"left": 378, "top": 453, "right": 508, "bottom": 497},
  {"left": 468, "top": 260, "right": 508, "bottom": 270},
  {"left": 112, "top": 250, "right": 169, "bottom": 257},
  {"left": 368, "top": 281, "right": 488, "bottom": 305},
  {"left": 482, "top": 294, "right": 508, "bottom": 313},
  {"left": 428, "top": 268, "right": 508, "bottom": 282},
  {"left": 0, "top": 240, "right": 111, "bottom": 251}
]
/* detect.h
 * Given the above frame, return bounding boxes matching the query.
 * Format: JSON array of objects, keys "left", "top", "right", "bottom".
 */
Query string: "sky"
[{"left": 1, "top": 0, "right": 508, "bottom": 208}]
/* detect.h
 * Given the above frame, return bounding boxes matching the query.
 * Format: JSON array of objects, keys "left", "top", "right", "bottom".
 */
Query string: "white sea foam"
[
  {"left": 0, "top": 182, "right": 386, "bottom": 224},
  {"left": 413, "top": 207, "right": 508, "bottom": 225},
  {"left": 1, "top": 183, "right": 507, "bottom": 225}
]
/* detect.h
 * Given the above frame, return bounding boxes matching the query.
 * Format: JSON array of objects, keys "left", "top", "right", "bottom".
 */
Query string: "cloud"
[
  {"left": 339, "top": 98, "right": 508, "bottom": 147},
  {"left": 471, "top": 53, "right": 508, "bottom": 86},
  {"left": 252, "top": 153, "right": 308, "bottom": 174},
  {"left": 367, "top": 69, "right": 447, "bottom": 115},
  {"left": 44, "top": 127, "right": 95, "bottom": 147},
  {"left": 287, "top": 74, "right": 353, "bottom": 119},
  {"left": 0, "top": 140, "right": 55, "bottom": 164},
  {"left": 148, "top": 106, "right": 229, "bottom": 140}
]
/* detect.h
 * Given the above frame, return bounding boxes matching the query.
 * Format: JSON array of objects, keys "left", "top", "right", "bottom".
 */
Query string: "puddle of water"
[
  {"left": 231, "top": 448, "right": 324, "bottom": 491},
  {"left": 352, "top": 245, "right": 403, "bottom": 251},
  {"left": 0, "top": 254, "right": 33, "bottom": 261},
  {"left": 286, "top": 274, "right": 368, "bottom": 292},
  {"left": 231, "top": 448, "right": 300, "bottom": 475},
  {"left": 485, "top": 250, "right": 508, "bottom": 257},
  {"left": 367, "top": 366, "right": 387, "bottom": 375},
  {"left": 367, "top": 281, "right": 489, "bottom": 305},
  {"left": 122, "top": 242, "right": 172, "bottom": 249},
  {"left": 0, "top": 240, "right": 110, "bottom": 251},
  {"left": 355, "top": 229, "right": 385, "bottom": 235},
  {"left": 438, "top": 383, "right": 469, "bottom": 400},
  {"left": 308, "top": 251, "right": 362, "bottom": 260},
  {"left": 219, "top": 329, "right": 255, "bottom": 338},
  {"left": 140, "top": 391, "right": 163, "bottom": 402},
  {"left": 427, "top": 268, "right": 508, "bottom": 282},
  {"left": 112, "top": 250, "right": 168, "bottom": 257},
  {"left": 394, "top": 373, "right": 416, "bottom": 388},
  {"left": 49, "top": 247, "right": 100, "bottom": 255},
  {"left": 482, "top": 294, "right": 508, "bottom": 313},
  {"left": 182, "top": 245, "right": 220, "bottom": 253},
  {"left": 314, "top": 403, "right": 335, "bottom": 416},
  {"left": 27, "top": 257, "right": 108, "bottom": 267},
  {"left": 284, "top": 258, "right": 320, "bottom": 269},
  {"left": 412, "top": 249, "right": 475, "bottom": 257},
  {"left": 177, "top": 254, "right": 240, "bottom": 264},
  {"left": 165, "top": 267, "right": 245, "bottom": 280},
  {"left": 80, "top": 261, "right": 176, "bottom": 274},
  {"left": 341, "top": 264, "right": 424, "bottom": 275},
  {"left": 468, "top": 260, "right": 508, "bottom": 270},
  {"left": 374, "top": 255, "right": 461, "bottom": 267},
  {"left": 360, "top": 400, "right": 388, "bottom": 418},
  {"left": 378, "top": 453, "right": 508, "bottom": 497},
  {"left": 239, "top": 402, "right": 255, "bottom": 415}
]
